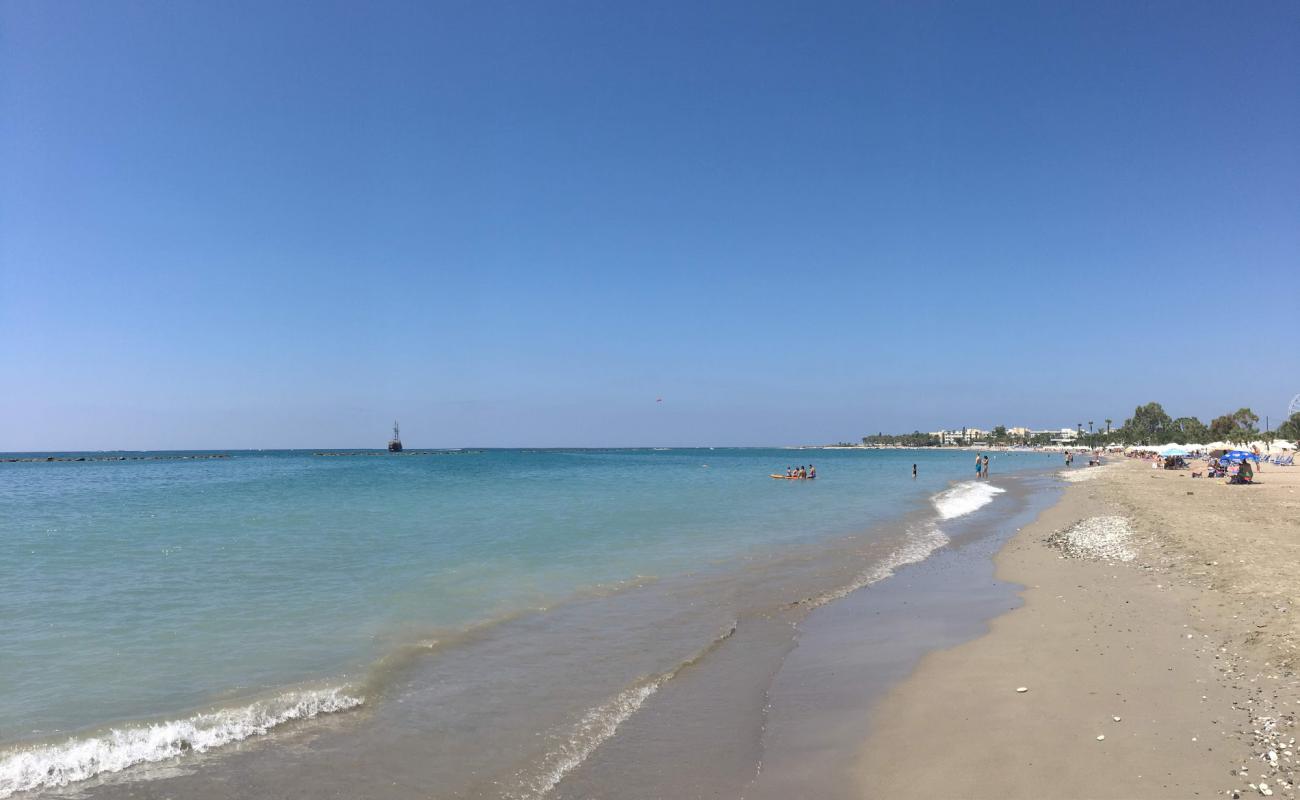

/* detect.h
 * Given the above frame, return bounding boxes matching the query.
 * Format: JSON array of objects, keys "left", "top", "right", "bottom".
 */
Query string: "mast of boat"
[{"left": 388, "top": 421, "right": 403, "bottom": 452}]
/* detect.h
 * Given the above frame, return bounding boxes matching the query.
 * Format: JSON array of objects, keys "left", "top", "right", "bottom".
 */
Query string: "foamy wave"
[
  {"left": 803, "top": 523, "right": 950, "bottom": 609},
  {"left": 932, "top": 481, "right": 1005, "bottom": 520},
  {"left": 505, "top": 623, "right": 738, "bottom": 799},
  {"left": 0, "top": 687, "right": 363, "bottom": 798},
  {"left": 510, "top": 680, "right": 659, "bottom": 800}
]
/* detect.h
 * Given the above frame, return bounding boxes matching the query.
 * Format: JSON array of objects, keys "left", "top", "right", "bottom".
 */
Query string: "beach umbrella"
[
  {"left": 1271, "top": 439, "right": 1296, "bottom": 450},
  {"left": 1218, "top": 450, "right": 1260, "bottom": 464},
  {"left": 1158, "top": 446, "right": 1188, "bottom": 457}
]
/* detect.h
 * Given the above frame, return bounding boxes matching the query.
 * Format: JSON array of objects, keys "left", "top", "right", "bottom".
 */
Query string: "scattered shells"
[{"left": 1045, "top": 516, "right": 1137, "bottom": 562}]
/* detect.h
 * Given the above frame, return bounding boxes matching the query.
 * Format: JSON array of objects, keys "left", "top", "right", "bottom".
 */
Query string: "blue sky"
[{"left": 2, "top": 1, "right": 1297, "bottom": 449}]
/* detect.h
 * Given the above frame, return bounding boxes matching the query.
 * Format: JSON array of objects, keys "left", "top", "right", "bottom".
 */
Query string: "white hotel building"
[{"left": 929, "top": 427, "right": 1081, "bottom": 445}]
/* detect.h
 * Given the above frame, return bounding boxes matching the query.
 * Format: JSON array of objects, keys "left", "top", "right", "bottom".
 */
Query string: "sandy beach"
[{"left": 857, "top": 457, "right": 1300, "bottom": 798}]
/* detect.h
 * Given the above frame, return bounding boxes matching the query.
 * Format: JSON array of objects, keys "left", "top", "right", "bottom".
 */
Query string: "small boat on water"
[{"left": 388, "top": 421, "right": 403, "bottom": 453}]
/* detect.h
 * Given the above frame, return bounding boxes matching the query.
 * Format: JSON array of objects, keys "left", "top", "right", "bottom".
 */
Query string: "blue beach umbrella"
[{"left": 1219, "top": 450, "right": 1260, "bottom": 464}]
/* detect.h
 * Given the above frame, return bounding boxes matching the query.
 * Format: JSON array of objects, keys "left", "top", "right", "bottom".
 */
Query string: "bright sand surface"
[{"left": 857, "top": 457, "right": 1300, "bottom": 798}]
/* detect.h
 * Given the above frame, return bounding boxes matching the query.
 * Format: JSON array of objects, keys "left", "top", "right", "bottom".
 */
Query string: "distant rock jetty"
[{"left": 4, "top": 454, "right": 233, "bottom": 463}]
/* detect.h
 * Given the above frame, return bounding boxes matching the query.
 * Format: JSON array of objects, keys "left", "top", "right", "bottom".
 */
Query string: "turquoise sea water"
[{"left": 0, "top": 447, "right": 1052, "bottom": 796}]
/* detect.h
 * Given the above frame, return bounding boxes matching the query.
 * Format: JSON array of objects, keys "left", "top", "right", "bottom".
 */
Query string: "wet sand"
[
  {"left": 749, "top": 474, "right": 1060, "bottom": 800},
  {"left": 857, "top": 458, "right": 1300, "bottom": 798}
]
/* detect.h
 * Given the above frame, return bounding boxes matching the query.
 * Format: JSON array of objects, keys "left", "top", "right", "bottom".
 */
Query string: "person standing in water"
[
  {"left": 982, "top": 454, "right": 990, "bottom": 478},
  {"left": 912, "top": 463, "right": 917, "bottom": 479},
  {"left": 976, "top": 452, "right": 983, "bottom": 479}
]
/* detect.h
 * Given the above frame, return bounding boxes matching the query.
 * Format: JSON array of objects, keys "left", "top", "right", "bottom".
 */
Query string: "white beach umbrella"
[{"left": 1269, "top": 439, "right": 1295, "bottom": 450}]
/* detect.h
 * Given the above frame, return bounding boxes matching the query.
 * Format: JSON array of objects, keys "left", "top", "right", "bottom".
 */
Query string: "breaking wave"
[
  {"left": 0, "top": 687, "right": 363, "bottom": 798},
  {"left": 932, "top": 481, "right": 1005, "bottom": 520}
]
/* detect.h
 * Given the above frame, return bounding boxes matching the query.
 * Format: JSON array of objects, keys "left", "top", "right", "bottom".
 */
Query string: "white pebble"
[
  {"left": 1016, "top": 687, "right": 1028, "bottom": 693},
  {"left": 1096, "top": 734, "right": 1105, "bottom": 741}
]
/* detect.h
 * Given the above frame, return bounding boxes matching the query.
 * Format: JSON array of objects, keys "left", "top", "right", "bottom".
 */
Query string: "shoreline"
[
  {"left": 748, "top": 469, "right": 1061, "bottom": 799},
  {"left": 855, "top": 459, "right": 1299, "bottom": 798},
  {"left": 3, "top": 455, "right": 1046, "bottom": 800},
  {"left": 13, "top": 454, "right": 1292, "bottom": 798}
]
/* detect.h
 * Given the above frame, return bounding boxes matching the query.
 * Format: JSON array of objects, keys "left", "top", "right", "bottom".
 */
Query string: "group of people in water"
[
  {"left": 1062, "top": 449, "right": 1101, "bottom": 467},
  {"left": 783, "top": 465, "right": 816, "bottom": 479}
]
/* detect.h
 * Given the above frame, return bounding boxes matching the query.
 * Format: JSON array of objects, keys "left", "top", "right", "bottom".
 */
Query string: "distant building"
[
  {"left": 930, "top": 427, "right": 987, "bottom": 445},
  {"left": 1025, "top": 427, "right": 1080, "bottom": 444}
]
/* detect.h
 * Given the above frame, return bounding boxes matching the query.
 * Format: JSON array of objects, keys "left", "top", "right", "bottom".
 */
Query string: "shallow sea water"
[{"left": 0, "top": 447, "right": 1060, "bottom": 798}]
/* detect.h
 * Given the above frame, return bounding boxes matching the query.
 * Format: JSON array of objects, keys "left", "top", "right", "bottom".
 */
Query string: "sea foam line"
[
  {"left": 802, "top": 522, "right": 950, "bottom": 609},
  {"left": 0, "top": 687, "right": 363, "bottom": 798},
  {"left": 505, "top": 623, "right": 738, "bottom": 800},
  {"left": 932, "top": 481, "right": 1005, "bottom": 520},
  {"left": 801, "top": 480, "right": 1006, "bottom": 610}
]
